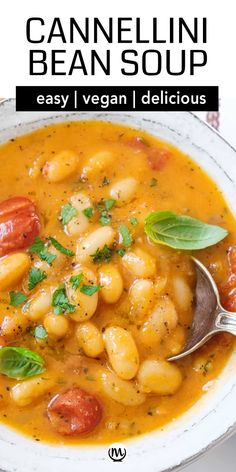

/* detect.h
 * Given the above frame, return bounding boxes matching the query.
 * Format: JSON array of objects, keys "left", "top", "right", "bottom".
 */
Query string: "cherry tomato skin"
[
  {"left": 128, "top": 137, "right": 170, "bottom": 171},
  {"left": 47, "top": 388, "right": 102, "bottom": 436},
  {"left": 219, "top": 246, "right": 236, "bottom": 311},
  {"left": 0, "top": 197, "right": 40, "bottom": 256}
]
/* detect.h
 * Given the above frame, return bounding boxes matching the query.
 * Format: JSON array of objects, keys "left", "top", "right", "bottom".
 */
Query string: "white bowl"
[{"left": 0, "top": 99, "right": 236, "bottom": 472}]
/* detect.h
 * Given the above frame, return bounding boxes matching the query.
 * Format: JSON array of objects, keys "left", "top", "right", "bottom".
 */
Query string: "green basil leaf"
[
  {"left": 119, "top": 224, "right": 133, "bottom": 247},
  {"left": 60, "top": 203, "right": 78, "bottom": 225},
  {"left": 80, "top": 284, "right": 102, "bottom": 296},
  {"left": 49, "top": 237, "right": 75, "bottom": 256},
  {"left": 104, "top": 199, "right": 116, "bottom": 211},
  {"left": 91, "top": 244, "right": 113, "bottom": 263},
  {"left": 29, "top": 237, "right": 45, "bottom": 253},
  {"left": 9, "top": 291, "right": 27, "bottom": 307},
  {"left": 28, "top": 267, "right": 47, "bottom": 291},
  {"left": 0, "top": 347, "right": 45, "bottom": 379},
  {"left": 39, "top": 250, "right": 56, "bottom": 266},
  {"left": 144, "top": 210, "right": 228, "bottom": 250},
  {"left": 130, "top": 217, "right": 138, "bottom": 226},
  {"left": 116, "top": 248, "right": 126, "bottom": 257},
  {"left": 99, "top": 210, "right": 111, "bottom": 226},
  {"left": 29, "top": 237, "right": 56, "bottom": 266}
]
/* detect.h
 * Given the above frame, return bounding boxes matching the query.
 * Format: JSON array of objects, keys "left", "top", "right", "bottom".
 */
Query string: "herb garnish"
[
  {"left": 91, "top": 244, "right": 113, "bottom": 263},
  {"left": 52, "top": 284, "right": 76, "bottom": 315},
  {"left": 29, "top": 237, "right": 56, "bottom": 266},
  {"left": 60, "top": 203, "right": 77, "bottom": 225},
  {"left": 119, "top": 224, "right": 133, "bottom": 247},
  {"left": 80, "top": 285, "right": 102, "bottom": 296},
  {"left": 34, "top": 325, "right": 48, "bottom": 340},
  {"left": 70, "top": 273, "right": 83, "bottom": 290},
  {"left": 28, "top": 268, "right": 47, "bottom": 291},
  {"left": 82, "top": 207, "right": 93, "bottom": 219},
  {"left": 9, "top": 291, "right": 27, "bottom": 307},
  {"left": 49, "top": 237, "right": 75, "bottom": 256}
]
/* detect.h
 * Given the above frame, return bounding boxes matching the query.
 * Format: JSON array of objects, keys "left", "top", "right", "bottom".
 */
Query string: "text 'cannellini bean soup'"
[{"left": 0, "top": 120, "right": 235, "bottom": 444}]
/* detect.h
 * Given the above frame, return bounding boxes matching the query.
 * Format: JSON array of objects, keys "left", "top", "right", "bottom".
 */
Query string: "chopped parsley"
[
  {"left": 80, "top": 284, "right": 102, "bottom": 296},
  {"left": 29, "top": 237, "right": 56, "bottom": 266},
  {"left": 99, "top": 210, "right": 111, "bottom": 226},
  {"left": 49, "top": 237, "right": 74, "bottom": 257},
  {"left": 60, "top": 203, "right": 78, "bottom": 225},
  {"left": 102, "top": 176, "right": 110, "bottom": 186},
  {"left": 119, "top": 224, "right": 133, "bottom": 247},
  {"left": 116, "top": 248, "right": 126, "bottom": 257},
  {"left": 70, "top": 273, "right": 83, "bottom": 290},
  {"left": 104, "top": 199, "right": 116, "bottom": 211},
  {"left": 82, "top": 207, "right": 93, "bottom": 219},
  {"left": 9, "top": 291, "right": 28, "bottom": 307},
  {"left": 150, "top": 177, "right": 158, "bottom": 187},
  {"left": 91, "top": 244, "right": 113, "bottom": 263},
  {"left": 52, "top": 284, "right": 76, "bottom": 315},
  {"left": 34, "top": 325, "right": 47, "bottom": 340},
  {"left": 130, "top": 217, "right": 138, "bottom": 226},
  {"left": 28, "top": 268, "right": 47, "bottom": 291}
]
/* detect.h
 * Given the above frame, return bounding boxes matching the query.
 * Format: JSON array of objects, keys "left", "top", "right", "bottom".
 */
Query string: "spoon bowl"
[{"left": 169, "top": 257, "right": 236, "bottom": 361}]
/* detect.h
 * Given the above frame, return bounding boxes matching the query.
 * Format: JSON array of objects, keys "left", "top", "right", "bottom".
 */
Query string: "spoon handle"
[{"left": 215, "top": 311, "right": 236, "bottom": 334}]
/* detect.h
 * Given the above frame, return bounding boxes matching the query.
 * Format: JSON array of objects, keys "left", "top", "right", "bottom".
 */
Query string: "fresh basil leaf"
[
  {"left": 70, "top": 273, "right": 83, "bottom": 290},
  {"left": 91, "top": 244, "right": 113, "bottom": 263},
  {"left": 80, "top": 284, "right": 102, "bottom": 296},
  {"left": 34, "top": 325, "right": 48, "bottom": 340},
  {"left": 28, "top": 268, "right": 47, "bottom": 291},
  {"left": 82, "top": 207, "right": 93, "bottom": 219},
  {"left": 0, "top": 347, "right": 45, "bottom": 379},
  {"left": 144, "top": 210, "right": 228, "bottom": 250},
  {"left": 60, "top": 203, "right": 78, "bottom": 225},
  {"left": 49, "top": 237, "right": 75, "bottom": 256},
  {"left": 130, "top": 217, "right": 138, "bottom": 226},
  {"left": 9, "top": 291, "right": 27, "bottom": 307},
  {"left": 119, "top": 224, "right": 133, "bottom": 247},
  {"left": 52, "top": 284, "right": 76, "bottom": 315}
]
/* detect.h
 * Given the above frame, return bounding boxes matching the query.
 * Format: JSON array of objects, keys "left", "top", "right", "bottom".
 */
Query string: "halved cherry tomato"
[
  {"left": 220, "top": 246, "right": 236, "bottom": 311},
  {"left": 128, "top": 136, "right": 170, "bottom": 171},
  {"left": 0, "top": 197, "right": 40, "bottom": 256},
  {"left": 47, "top": 388, "right": 102, "bottom": 436}
]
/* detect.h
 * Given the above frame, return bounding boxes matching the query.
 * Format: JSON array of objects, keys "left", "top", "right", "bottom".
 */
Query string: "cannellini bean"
[
  {"left": 66, "top": 267, "right": 98, "bottom": 322},
  {"left": 140, "top": 296, "right": 178, "bottom": 346},
  {"left": 0, "top": 253, "right": 30, "bottom": 290},
  {"left": 99, "top": 370, "right": 146, "bottom": 406},
  {"left": 99, "top": 264, "right": 123, "bottom": 304},
  {"left": 43, "top": 150, "right": 78, "bottom": 182},
  {"left": 172, "top": 276, "right": 193, "bottom": 311},
  {"left": 122, "top": 248, "right": 156, "bottom": 278},
  {"left": 26, "top": 288, "right": 51, "bottom": 322},
  {"left": 103, "top": 326, "right": 139, "bottom": 380},
  {"left": 44, "top": 314, "right": 69, "bottom": 339},
  {"left": 129, "top": 279, "right": 154, "bottom": 319},
  {"left": 165, "top": 325, "right": 186, "bottom": 356},
  {"left": 11, "top": 377, "right": 55, "bottom": 407},
  {"left": 193, "top": 356, "right": 213, "bottom": 373},
  {"left": 1, "top": 314, "right": 29, "bottom": 339},
  {"left": 110, "top": 177, "right": 138, "bottom": 206},
  {"left": 76, "top": 322, "right": 104, "bottom": 358},
  {"left": 137, "top": 360, "right": 182, "bottom": 395},
  {"left": 76, "top": 226, "right": 116, "bottom": 264},
  {"left": 81, "top": 151, "right": 113, "bottom": 179},
  {"left": 67, "top": 193, "right": 93, "bottom": 236}
]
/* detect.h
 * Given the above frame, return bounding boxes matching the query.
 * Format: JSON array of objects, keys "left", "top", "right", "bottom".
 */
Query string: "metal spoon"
[{"left": 169, "top": 257, "right": 236, "bottom": 361}]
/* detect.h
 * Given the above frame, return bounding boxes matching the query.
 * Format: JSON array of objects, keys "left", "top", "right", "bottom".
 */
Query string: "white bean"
[
  {"left": 122, "top": 248, "right": 156, "bottom": 278},
  {"left": 99, "top": 264, "right": 123, "bottom": 304},
  {"left": 110, "top": 177, "right": 138, "bottom": 206},
  {"left": 172, "top": 276, "right": 193, "bottom": 311},
  {"left": 81, "top": 151, "right": 113, "bottom": 179},
  {"left": 137, "top": 360, "right": 182, "bottom": 395},
  {"left": 67, "top": 193, "right": 93, "bottom": 236},
  {"left": 43, "top": 150, "right": 78, "bottom": 182},
  {"left": 44, "top": 314, "right": 69, "bottom": 339},
  {"left": 66, "top": 267, "right": 98, "bottom": 321},
  {"left": 129, "top": 279, "right": 154, "bottom": 319},
  {"left": 99, "top": 370, "right": 146, "bottom": 406},
  {"left": 140, "top": 296, "right": 178, "bottom": 346},
  {"left": 26, "top": 288, "right": 51, "bottom": 322},
  {"left": 11, "top": 377, "right": 54, "bottom": 406},
  {"left": 76, "top": 226, "right": 116, "bottom": 264},
  {"left": 0, "top": 253, "right": 30, "bottom": 290},
  {"left": 103, "top": 326, "right": 139, "bottom": 380},
  {"left": 1, "top": 314, "right": 29, "bottom": 339},
  {"left": 76, "top": 322, "right": 104, "bottom": 357}
]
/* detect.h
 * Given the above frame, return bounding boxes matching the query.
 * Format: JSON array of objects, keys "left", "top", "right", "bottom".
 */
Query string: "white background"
[
  {"left": 0, "top": 1, "right": 236, "bottom": 470},
  {"left": 0, "top": 0, "right": 235, "bottom": 99}
]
